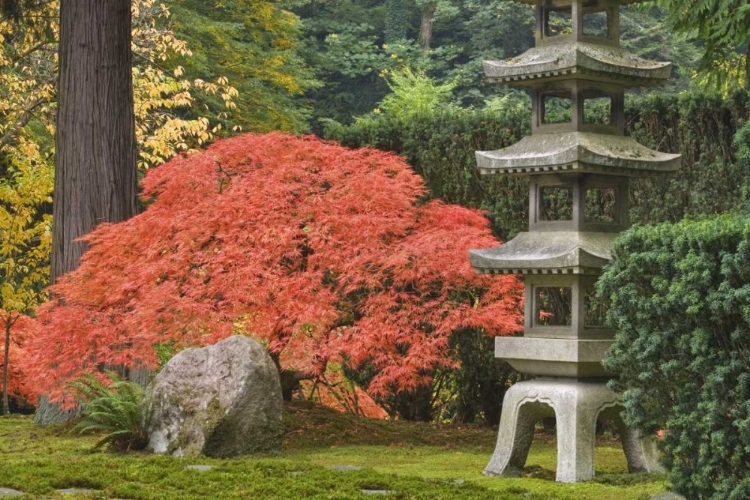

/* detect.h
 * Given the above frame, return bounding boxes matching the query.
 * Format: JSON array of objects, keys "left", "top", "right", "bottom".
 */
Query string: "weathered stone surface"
[
  {"left": 144, "top": 335, "right": 283, "bottom": 458},
  {"left": 484, "top": 43, "right": 671, "bottom": 86},
  {"left": 485, "top": 379, "right": 663, "bottom": 483},
  {"left": 494, "top": 337, "right": 614, "bottom": 378},
  {"left": 327, "top": 465, "right": 363, "bottom": 471},
  {"left": 476, "top": 132, "right": 681, "bottom": 176},
  {"left": 0, "top": 488, "right": 23, "bottom": 497},
  {"left": 469, "top": 231, "right": 617, "bottom": 274},
  {"left": 185, "top": 465, "right": 213, "bottom": 472}
]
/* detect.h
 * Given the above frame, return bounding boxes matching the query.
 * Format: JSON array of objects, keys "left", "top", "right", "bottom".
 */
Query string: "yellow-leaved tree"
[{"left": 0, "top": 0, "right": 238, "bottom": 412}]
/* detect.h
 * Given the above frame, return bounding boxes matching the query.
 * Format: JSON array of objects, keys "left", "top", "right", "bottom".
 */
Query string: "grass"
[{"left": 0, "top": 401, "right": 669, "bottom": 500}]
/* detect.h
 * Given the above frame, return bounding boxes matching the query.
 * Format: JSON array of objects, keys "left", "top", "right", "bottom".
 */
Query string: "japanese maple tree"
[{"left": 23, "top": 133, "right": 522, "bottom": 403}]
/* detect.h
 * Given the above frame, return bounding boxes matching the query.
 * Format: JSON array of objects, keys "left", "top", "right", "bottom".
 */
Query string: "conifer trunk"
[
  {"left": 419, "top": 3, "right": 435, "bottom": 51},
  {"left": 36, "top": 0, "right": 138, "bottom": 425},
  {"left": 50, "top": 0, "right": 138, "bottom": 283}
]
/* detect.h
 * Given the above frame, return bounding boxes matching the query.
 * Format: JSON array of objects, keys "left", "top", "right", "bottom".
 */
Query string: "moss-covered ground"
[{"left": 0, "top": 402, "right": 668, "bottom": 499}]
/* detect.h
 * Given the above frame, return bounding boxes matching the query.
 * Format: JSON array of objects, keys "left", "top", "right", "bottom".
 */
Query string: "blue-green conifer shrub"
[{"left": 598, "top": 215, "right": 750, "bottom": 500}]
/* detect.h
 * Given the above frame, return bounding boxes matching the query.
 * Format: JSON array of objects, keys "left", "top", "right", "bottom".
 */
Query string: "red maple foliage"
[
  {"left": 23, "top": 133, "right": 523, "bottom": 403},
  {"left": 1, "top": 315, "right": 34, "bottom": 402}
]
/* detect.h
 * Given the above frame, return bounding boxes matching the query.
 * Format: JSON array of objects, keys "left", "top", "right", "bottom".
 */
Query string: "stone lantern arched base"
[{"left": 484, "top": 379, "right": 663, "bottom": 483}]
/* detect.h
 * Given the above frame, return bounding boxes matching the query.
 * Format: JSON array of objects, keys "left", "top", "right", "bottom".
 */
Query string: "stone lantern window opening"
[
  {"left": 535, "top": 286, "right": 573, "bottom": 326},
  {"left": 584, "top": 187, "right": 616, "bottom": 222},
  {"left": 537, "top": 0, "right": 620, "bottom": 47},
  {"left": 540, "top": 185, "right": 574, "bottom": 220},
  {"left": 524, "top": 275, "right": 614, "bottom": 339},
  {"left": 530, "top": 174, "right": 627, "bottom": 232},
  {"left": 542, "top": 92, "right": 573, "bottom": 125},
  {"left": 584, "top": 285, "right": 609, "bottom": 327},
  {"left": 582, "top": 94, "right": 612, "bottom": 126},
  {"left": 582, "top": 9, "right": 609, "bottom": 38},
  {"left": 544, "top": 5, "right": 573, "bottom": 38},
  {"left": 577, "top": 85, "right": 624, "bottom": 134},
  {"left": 533, "top": 82, "right": 624, "bottom": 135}
]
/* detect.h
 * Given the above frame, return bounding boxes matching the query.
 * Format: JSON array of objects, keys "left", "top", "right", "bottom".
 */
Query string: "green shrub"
[
  {"left": 598, "top": 214, "right": 750, "bottom": 500},
  {"left": 71, "top": 372, "right": 148, "bottom": 451}
]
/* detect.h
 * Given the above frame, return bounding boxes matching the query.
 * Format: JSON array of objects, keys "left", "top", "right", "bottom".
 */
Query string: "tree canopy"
[
  {"left": 659, "top": 0, "right": 750, "bottom": 89},
  {"left": 22, "top": 133, "right": 523, "bottom": 404}
]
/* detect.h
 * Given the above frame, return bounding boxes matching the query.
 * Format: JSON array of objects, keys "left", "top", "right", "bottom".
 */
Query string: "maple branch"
[
  {"left": 0, "top": 97, "right": 48, "bottom": 150},
  {"left": 214, "top": 160, "right": 236, "bottom": 193},
  {"left": 10, "top": 39, "right": 55, "bottom": 64}
]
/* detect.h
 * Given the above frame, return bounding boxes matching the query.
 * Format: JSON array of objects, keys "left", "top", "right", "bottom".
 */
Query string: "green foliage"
[
  {"left": 163, "top": 0, "right": 318, "bottom": 133},
  {"left": 658, "top": 0, "right": 750, "bottom": 89},
  {"left": 291, "top": 0, "right": 706, "bottom": 125},
  {"left": 598, "top": 214, "right": 750, "bottom": 500},
  {"left": 619, "top": 6, "right": 700, "bottom": 91},
  {"left": 449, "top": 329, "right": 521, "bottom": 425},
  {"left": 377, "top": 67, "right": 456, "bottom": 119},
  {"left": 626, "top": 90, "right": 750, "bottom": 223},
  {"left": 71, "top": 372, "right": 148, "bottom": 451},
  {"left": 384, "top": 0, "right": 408, "bottom": 43},
  {"left": 153, "top": 340, "right": 177, "bottom": 368}
]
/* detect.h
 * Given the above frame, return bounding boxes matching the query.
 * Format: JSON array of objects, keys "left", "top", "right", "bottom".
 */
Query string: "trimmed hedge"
[{"left": 598, "top": 215, "right": 750, "bottom": 500}]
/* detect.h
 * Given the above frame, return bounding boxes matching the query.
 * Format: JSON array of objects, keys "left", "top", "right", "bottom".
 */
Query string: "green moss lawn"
[{"left": 0, "top": 402, "right": 668, "bottom": 499}]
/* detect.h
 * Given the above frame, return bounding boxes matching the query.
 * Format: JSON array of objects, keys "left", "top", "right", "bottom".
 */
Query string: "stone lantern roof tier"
[
  {"left": 476, "top": 132, "right": 680, "bottom": 176},
  {"left": 484, "top": 43, "right": 671, "bottom": 86},
  {"left": 469, "top": 231, "right": 617, "bottom": 275}
]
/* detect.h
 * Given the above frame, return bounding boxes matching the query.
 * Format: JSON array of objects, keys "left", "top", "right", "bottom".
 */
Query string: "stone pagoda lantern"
[{"left": 469, "top": 0, "right": 681, "bottom": 484}]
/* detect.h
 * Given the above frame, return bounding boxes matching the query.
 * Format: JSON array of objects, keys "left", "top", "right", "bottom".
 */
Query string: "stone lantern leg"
[{"left": 469, "top": 0, "right": 681, "bottom": 484}]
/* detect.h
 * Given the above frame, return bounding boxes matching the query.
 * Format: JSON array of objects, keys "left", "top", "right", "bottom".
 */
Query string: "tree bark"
[
  {"left": 419, "top": 2, "right": 435, "bottom": 51},
  {"left": 36, "top": 0, "right": 138, "bottom": 425},
  {"left": 50, "top": 0, "right": 138, "bottom": 283}
]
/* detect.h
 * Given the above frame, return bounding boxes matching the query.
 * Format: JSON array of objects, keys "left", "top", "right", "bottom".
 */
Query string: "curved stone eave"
[
  {"left": 476, "top": 132, "right": 681, "bottom": 176},
  {"left": 468, "top": 231, "right": 617, "bottom": 273},
  {"left": 483, "top": 43, "right": 671, "bottom": 85}
]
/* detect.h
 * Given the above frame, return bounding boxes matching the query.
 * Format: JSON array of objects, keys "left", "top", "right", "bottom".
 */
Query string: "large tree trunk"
[
  {"left": 50, "top": 0, "right": 138, "bottom": 283},
  {"left": 35, "top": 0, "right": 138, "bottom": 425},
  {"left": 419, "top": 2, "right": 435, "bottom": 51}
]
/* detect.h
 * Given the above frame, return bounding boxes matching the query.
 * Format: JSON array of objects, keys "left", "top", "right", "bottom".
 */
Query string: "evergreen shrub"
[{"left": 598, "top": 215, "right": 750, "bottom": 500}]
